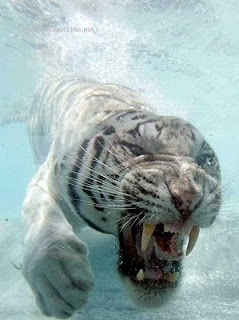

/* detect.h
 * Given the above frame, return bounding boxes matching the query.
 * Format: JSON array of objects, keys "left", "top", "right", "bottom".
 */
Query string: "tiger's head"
[
  {"left": 58, "top": 109, "right": 221, "bottom": 307},
  {"left": 111, "top": 113, "right": 221, "bottom": 307}
]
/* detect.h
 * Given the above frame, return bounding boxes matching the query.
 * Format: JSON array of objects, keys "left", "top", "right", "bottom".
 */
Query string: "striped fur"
[{"left": 22, "top": 78, "right": 221, "bottom": 317}]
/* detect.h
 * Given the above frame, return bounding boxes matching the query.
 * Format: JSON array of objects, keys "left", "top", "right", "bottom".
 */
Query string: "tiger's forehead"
[
  {"left": 120, "top": 115, "right": 204, "bottom": 158},
  {"left": 150, "top": 117, "right": 203, "bottom": 157}
]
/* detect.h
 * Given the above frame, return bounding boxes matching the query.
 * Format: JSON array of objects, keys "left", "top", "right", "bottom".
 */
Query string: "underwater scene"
[{"left": 0, "top": 1, "right": 238, "bottom": 319}]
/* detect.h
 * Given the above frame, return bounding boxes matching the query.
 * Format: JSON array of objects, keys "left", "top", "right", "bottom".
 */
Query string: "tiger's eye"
[{"left": 197, "top": 154, "right": 215, "bottom": 167}]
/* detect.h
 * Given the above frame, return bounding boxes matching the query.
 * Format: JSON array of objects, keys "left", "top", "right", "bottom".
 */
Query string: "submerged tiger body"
[{"left": 22, "top": 78, "right": 221, "bottom": 318}]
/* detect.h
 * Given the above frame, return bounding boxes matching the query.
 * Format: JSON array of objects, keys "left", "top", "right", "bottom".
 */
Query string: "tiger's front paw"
[{"left": 23, "top": 232, "right": 94, "bottom": 318}]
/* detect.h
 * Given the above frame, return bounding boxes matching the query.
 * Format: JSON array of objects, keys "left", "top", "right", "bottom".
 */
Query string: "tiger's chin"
[
  {"left": 117, "top": 221, "right": 200, "bottom": 308},
  {"left": 119, "top": 274, "right": 179, "bottom": 308}
]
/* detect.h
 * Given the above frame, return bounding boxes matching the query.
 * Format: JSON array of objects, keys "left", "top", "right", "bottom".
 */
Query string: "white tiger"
[{"left": 22, "top": 77, "right": 221, "bottom": 318}]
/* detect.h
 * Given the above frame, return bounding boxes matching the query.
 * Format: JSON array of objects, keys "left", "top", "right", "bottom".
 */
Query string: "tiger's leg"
[{"left": 22, "top": 161, "right": 94, "bottom": 319}]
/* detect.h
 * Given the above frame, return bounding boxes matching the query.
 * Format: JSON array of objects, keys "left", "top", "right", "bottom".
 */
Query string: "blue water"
[{"left": 0, "top": 1, "right": 238, "bottom": 319}]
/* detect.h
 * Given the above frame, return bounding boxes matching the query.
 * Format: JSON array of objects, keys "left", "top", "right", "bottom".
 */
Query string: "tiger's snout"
[{"left": 167, "top": 162, "right": 204, "bottom": 216}]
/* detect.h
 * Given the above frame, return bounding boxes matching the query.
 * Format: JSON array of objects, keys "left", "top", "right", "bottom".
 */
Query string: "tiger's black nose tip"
[{"left": 172, "top": 195, "right": 191, "bottom": 215}]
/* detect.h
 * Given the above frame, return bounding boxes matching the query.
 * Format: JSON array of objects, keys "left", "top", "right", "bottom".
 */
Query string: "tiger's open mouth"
[{"left": 118, "top": 220, "right": 200, "bottom": 287}]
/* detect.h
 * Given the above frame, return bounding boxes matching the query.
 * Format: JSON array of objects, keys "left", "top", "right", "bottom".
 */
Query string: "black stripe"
[
  {"left": 126, "top": 128, "right": 139, "bottom": 137},
  {"left": 103, "top": 125, "right": 115, "bottom": 135},
  {"left": 82, "top": 136, "right": 105, "bottom": 212},
  {"left": 68, "top": 139, "right": 89, "bottom": 209},
  {"left": 131, "top": 114, "right": 150, "bottom": 120},
  {"left": 67, "top": 140, "right": 108, "bottom": 234},
  {"left": 79, "top": 215, "right": 108, "bottom": 233},
  {"left": 122, "top": 178, "right": 159, "bottom": 199},
  {"left": 115, "top": 110, "right": 139, "bottom": 121},
  {"left": 120, "top": 140, "right": 148, "bottom": 157},
  {"left": 139, "top": 118, "right": 161, "bottom": 126},
  {"left": 190, "top": 128, "right": 196, "bottom": 142},
  {"left": 155, "top": 123, "right": 162, "bottom": 135},
  {"left": 137, "top": 172, "right": 158, "bottom": 187},
  {"left": 126, "top": 118, "right": 159, "bottom": 138}
]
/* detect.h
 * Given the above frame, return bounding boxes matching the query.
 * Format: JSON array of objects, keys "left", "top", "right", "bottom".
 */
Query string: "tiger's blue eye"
[{"left": 197, "top": 154, "right": 215, "bottom": 167}]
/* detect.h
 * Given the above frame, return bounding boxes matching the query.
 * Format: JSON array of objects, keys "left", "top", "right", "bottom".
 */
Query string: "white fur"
[
  {"left": 22, "top": 79, "right": 147, "bottom": 318},
  {"left": 21, "top": 78, "right": 221, "bottom": 318},
  {"left": 22, "top": 160, "right": 94, "bottom": 318}
]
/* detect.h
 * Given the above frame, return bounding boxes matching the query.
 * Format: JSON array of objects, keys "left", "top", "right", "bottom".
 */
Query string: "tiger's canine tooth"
[
  {"left": 163, "top": 272, "right": 179, "bottom": 283},
  {"left": 185, "top": 225, "right": 193, "bottom": 236},
  {"left": 136, "top": 269, "right": 145, "bottom": 281},
  {"left": 141, "top": 223, "right": 156, "bottom": 251},
  {"left": 186, "top": 226, "right": 200, "bottom": 256}
]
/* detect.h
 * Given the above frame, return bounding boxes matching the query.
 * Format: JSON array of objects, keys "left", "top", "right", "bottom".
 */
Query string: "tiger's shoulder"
[{"left": 28, "top": 78, "right": 152, "bottom": 163}]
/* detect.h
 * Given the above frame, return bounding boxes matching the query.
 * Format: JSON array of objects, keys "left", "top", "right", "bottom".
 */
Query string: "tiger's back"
[{"left": 28, "top": 78, "right": 151, "bottom": 164}]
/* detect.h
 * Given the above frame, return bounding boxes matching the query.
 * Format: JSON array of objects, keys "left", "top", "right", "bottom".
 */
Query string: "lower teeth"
[
  {"left": 163, "top": 272, "right": 179, "bottom": 283},
  {"left": 136, "top": 269, "right": 179, "bottom": 283},
  {"left": 136, "top": 269, "right": 145, "bottom": 281}
]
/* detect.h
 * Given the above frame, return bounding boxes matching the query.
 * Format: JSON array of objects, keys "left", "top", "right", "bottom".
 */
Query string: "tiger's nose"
[
  {"left": 171, "top": 185, "right": 202, "bottom": 215},
  {"left": 168, "top": 164, "right": 203, "bottom": 215}
]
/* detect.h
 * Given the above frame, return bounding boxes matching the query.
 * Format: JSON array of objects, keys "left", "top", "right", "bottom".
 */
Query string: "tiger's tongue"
[
  {"left": 135, "top": 224, "right": 183, "bottom": 282},
  {"left": 139, "top": 223, "right": 183, "bottom": 258}
]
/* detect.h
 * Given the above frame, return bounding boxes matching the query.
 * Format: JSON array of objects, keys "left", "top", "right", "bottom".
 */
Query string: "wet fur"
[{"left": 22, "top": 78, "right": 221, "bottom": 318}]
